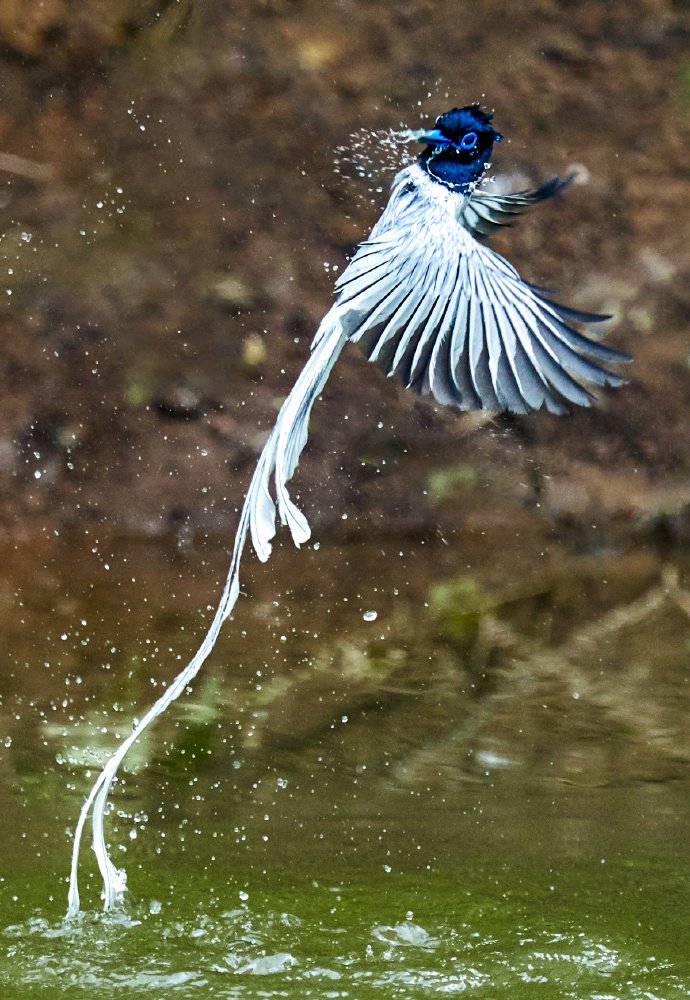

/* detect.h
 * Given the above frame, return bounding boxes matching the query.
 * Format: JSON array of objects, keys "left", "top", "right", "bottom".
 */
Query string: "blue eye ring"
[{"left": 459, "top": 131, "right": 478, "bottom": 150}]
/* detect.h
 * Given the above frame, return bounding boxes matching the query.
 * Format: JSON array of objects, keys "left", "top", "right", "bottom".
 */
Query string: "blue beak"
[{"left": 416, "top": 128, "right": 451, "bottom": 147}]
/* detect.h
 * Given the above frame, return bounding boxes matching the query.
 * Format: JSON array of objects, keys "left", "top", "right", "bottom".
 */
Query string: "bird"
[
  {"left": 250, "top": 103, "right": 629, "bottom": 561},
  {"left": 334, "top": 104, "right": 629, "bottom": 416},
  {"left": 67, "top": 104, "right": 630, "bottom": 916}
]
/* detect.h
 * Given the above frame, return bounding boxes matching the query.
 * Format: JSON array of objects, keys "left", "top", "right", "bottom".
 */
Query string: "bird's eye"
[{"left": 459, "top": 131, "right": 478, "bottom": 150}]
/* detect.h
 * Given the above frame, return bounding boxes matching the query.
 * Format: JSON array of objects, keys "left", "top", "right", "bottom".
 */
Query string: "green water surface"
[{"left": 1, "top": 535, "right": 689, "bottom": 997}]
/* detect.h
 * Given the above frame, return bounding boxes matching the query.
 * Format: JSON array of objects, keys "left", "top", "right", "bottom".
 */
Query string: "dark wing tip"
[
  {"left": 528, "top": 174, "right": 573, "bottom": 202},
  {"left": 462, "top": 174, "right": 573, "bottom": 239}
]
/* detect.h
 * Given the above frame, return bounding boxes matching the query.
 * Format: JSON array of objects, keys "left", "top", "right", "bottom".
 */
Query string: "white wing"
[
  {"left": 333, "top": 165, "right": 629, "bottom": 416},
  {"left": 459, "top": 175, "right": 571, "bottom": 237}
]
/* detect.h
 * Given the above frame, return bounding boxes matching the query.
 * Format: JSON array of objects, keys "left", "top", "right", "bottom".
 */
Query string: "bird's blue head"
[{"left": 417, "top": 104, "right": 502, "bottom": 194}]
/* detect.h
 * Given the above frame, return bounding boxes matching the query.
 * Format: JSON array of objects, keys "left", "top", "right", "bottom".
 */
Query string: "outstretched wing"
[
  {"left": 333, "top": 168, "right": 629, "bottom": 416},
  {"left": 460, "top": 176, "right": 571, "bottom": 238}
]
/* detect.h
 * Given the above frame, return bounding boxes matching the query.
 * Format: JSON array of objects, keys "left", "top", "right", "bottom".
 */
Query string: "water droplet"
[{"left": 363, "top": 610, "right": 377, "bottom": 622}]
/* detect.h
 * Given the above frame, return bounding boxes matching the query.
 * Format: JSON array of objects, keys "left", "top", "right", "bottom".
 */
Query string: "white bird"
[{"left": 67, "top": 104, "right": 629, "bottom": 916}]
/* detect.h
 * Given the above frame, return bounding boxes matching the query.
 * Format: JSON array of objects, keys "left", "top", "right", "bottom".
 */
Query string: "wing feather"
[
  {"left": 479, "top": 259, "right": 595, "bottom": 409},
  {"left": 459, "top": 176, "right": 572, "bottom": 238},
  {"left": 334, "top": 163, "right": 628, "bottom": 414},
  {"left": 448, "top": 283, "right": 482, "bottom": 408},
  {"left": 359, "top": 248, "right": 438, "bottom": 376},
  {"left": 405, "top": 249, "right": 458, "bottom": 387},
  {"left": 483, "top": 269, "right": 558, "bottom": 412},
  {"left": 506, "top": 279, "right": 626, "bottom": 387},
  {"left": 424, "top": 258, "right": 464, "bottom": 404}
]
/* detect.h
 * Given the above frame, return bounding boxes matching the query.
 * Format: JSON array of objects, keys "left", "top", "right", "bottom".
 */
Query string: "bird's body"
[
  {"left": 326, "top": 150, "right": 626, "bottom": 415},
  {"left": 68, "top": 105, "right": 629, "bottom": 916}
]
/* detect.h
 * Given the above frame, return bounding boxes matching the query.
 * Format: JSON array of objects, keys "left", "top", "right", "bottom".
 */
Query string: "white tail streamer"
[{"left": 67, "top": 319, "right": 347, "bottom": 917}]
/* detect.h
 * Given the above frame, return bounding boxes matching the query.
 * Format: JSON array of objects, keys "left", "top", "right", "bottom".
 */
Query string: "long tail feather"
[{"left": 67, "top": 318, "right": 346, "bottom": 917}]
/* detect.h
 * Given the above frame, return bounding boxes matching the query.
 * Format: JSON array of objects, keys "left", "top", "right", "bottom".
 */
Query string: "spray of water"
[{"left": 334, "top": 127, "right": 417, "bottom": 180}]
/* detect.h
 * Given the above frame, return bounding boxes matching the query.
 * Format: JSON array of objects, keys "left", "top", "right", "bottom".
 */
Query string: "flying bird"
[{"left": 67, "top": 104, "right": 630, "bottom": 916}]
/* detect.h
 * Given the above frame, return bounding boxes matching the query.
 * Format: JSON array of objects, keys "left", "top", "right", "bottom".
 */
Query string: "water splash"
[{"left": 333, "top": 127, "right": 418, "bottom": 205}]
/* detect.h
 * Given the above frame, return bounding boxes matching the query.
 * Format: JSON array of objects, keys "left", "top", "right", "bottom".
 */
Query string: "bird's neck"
[{"left": 418, "top": 148, "right": 489, "bottom": 194}]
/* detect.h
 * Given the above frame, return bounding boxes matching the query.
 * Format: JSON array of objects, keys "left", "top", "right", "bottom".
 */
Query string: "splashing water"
[
  {"left": 333, "top": 127, "right": 417, "bottom": 206},
  {"left": 330, "top": 83, "right": 483, "bottom": 190}
]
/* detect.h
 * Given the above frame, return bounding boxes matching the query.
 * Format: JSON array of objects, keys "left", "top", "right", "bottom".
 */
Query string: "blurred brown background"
[{"left": 0, "top": 0, "right": 688, "bottom": 553}]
